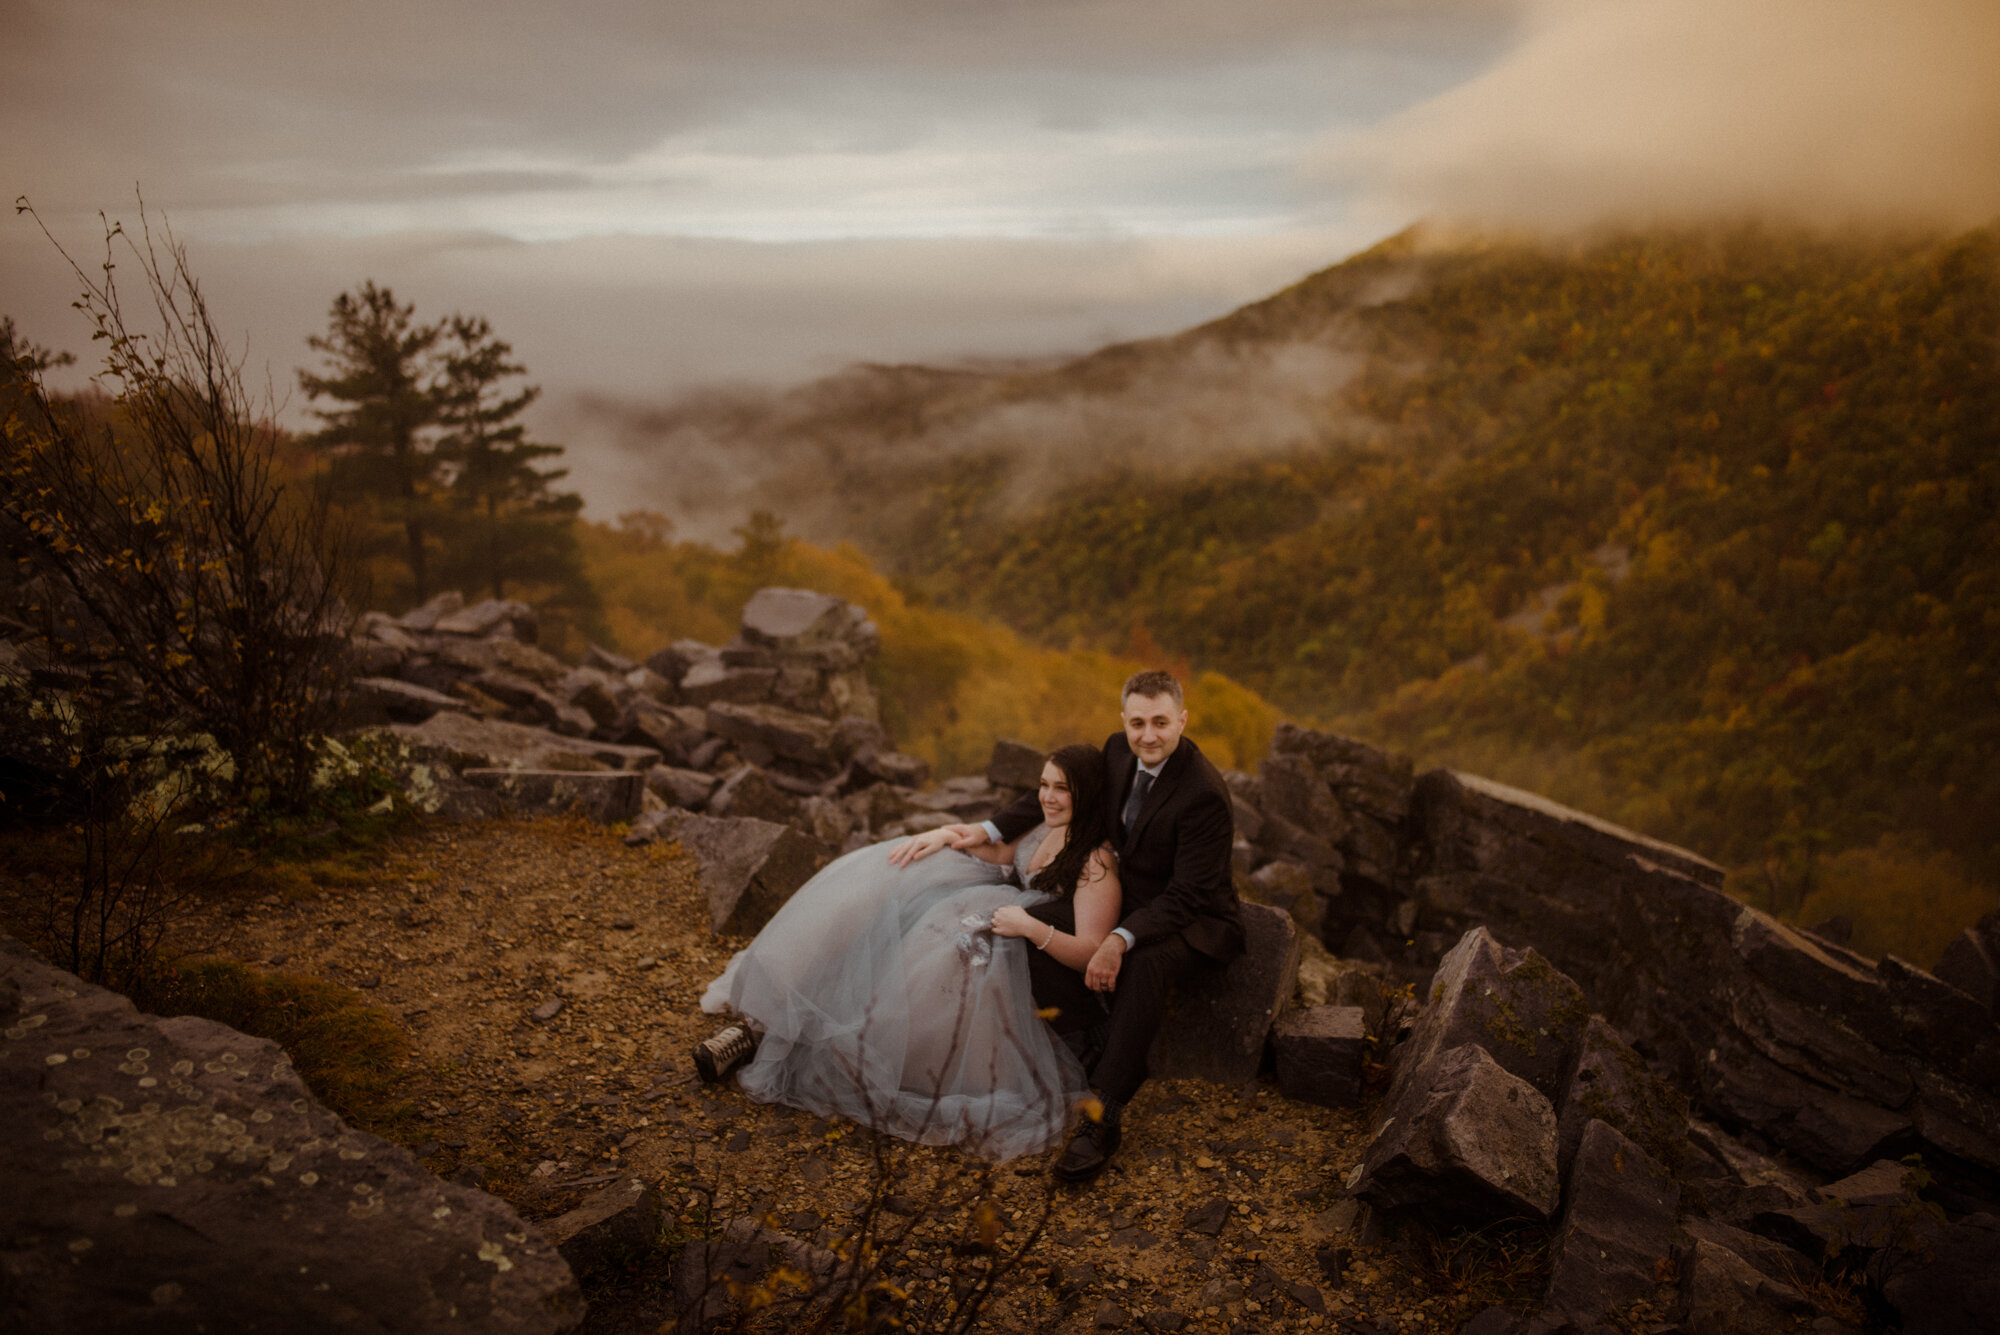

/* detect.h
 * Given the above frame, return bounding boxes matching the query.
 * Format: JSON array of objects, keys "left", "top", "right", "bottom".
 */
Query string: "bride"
[{"left": 697, "top": 744, "right": 1120, "bottom": 1161}]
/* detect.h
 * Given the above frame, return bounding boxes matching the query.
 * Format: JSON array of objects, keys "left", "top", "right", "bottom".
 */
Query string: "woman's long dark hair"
[{"left": 1032, "top": 743, "right": 1113, "bottom": 898}]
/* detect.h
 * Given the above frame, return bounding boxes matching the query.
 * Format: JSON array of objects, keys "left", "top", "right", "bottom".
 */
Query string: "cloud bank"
[{"left": 1329, "top": 0, "right": 2000, "bottom": 228}]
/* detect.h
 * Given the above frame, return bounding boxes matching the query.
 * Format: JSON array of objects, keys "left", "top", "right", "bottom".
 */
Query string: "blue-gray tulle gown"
[{"left": 700, "top": 826, "right": 1086, "bottom": 1161}]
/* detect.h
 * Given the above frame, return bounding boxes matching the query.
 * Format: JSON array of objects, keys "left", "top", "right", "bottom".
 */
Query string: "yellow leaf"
[
  {"left": 1077, "top": 1095, "right": 1104, "bottom": 1123},
  {"left": 1035, "top": 1006, "right": 1061, "bottom": 1021},
  {"left": 972, "top": 1200, "right": 1002, "bottom": 1249}
]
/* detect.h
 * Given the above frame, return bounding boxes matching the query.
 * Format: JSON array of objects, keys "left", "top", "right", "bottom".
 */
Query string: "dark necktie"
[{"left": 1122, "top": 769, "right": 1155, "bottom": 837}]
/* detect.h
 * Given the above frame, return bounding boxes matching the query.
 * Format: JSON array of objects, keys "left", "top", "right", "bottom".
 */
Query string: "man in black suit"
[{"left": 892, "top": 669, "right": 1243, "bottom": 1181}]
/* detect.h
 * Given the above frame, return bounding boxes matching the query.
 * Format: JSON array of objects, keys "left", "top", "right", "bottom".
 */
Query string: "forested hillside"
[
  {"left": 632, "top": 225, "right": 2000, "bottom": 959},
  {"left": 13, "top": 223, "right": 1993, "bottom": 964}
]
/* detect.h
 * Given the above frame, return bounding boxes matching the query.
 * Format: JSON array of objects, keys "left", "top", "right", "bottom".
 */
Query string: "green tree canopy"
[
  {"left": 431, "top": 315, "right": 587, "bottom": 603},
  {"left": 299, "top": 283, "right": 443, "bottom": 600},
  {"left": 298, "top": 287, "right": 585, "bottom": 611}
]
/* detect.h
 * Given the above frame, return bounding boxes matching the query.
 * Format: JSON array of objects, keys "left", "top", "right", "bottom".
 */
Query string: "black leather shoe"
[{"left": 1054, "top": 1101, "right": 1123, "bottom": 1182}]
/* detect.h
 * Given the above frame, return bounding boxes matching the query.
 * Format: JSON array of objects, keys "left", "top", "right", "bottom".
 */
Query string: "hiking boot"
[
  {"left": 692, "top": 1023, "right": 758, "bottom": 1083},
  {"left": 1054, "top": 1099, "right": 1123, "bottom": 1183}
]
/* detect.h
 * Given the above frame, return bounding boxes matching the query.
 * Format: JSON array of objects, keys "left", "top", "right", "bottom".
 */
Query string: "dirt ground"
[{"left": 184, "top": 815, "right": 1489, "bottom": 1334}]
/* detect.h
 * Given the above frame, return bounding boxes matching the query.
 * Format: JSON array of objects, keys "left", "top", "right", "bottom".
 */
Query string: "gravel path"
[{"left": 190, "top": 817, "right": 1485, "bottom": 1334}]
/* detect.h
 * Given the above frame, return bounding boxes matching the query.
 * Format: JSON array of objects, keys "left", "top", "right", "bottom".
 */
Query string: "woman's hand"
[
  {"left": 989, "top": 905, "right": 1040, "bottom": 939},
  {"left": 888, "top": 823, "right": 988, "bottom": 867}
]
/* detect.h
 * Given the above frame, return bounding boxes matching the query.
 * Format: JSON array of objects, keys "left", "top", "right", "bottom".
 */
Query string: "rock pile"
[
  {"left": 0, "top": 932, "right": 584, "bottom": 1333},
  {"left": 1210, "top": 721, "right": 2000, "bottom": 1333},
  {"left": 1223, "top": 726, "right": 2000, "bottom": 1183},
  {"left": 343, "top": 585, "right": 990, "bottom": 857},
  {"left": 1345, "top": 927, "right": 2000, "bottom": 1335}
]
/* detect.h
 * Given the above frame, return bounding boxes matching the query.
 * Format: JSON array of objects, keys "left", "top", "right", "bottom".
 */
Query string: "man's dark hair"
[{"left": 1121, "top": 669, "right": 1184, "bottom": 708}]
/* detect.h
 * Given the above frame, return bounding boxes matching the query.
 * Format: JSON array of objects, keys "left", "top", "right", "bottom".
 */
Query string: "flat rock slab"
[
  {"left": 0, "top": 933, "right": 582, "bottom": 1333},
  {"left": 460, "top": 769, "right": 645, "bottom": 824},
  {"left": 1356, "top": 1042, "right": 1560, "bottom": 1227},
  {"left": 383, "top": 710, "right": 661, "bottom": 773},
  {"left": 433, "top": 597, "right": 538, "bottom": 640},
  {"left": 1273, "top": 1005, "right": 1366, "bottom": 1108},
  {"left": 1150, "top": 902, "right": 1299, "bottom": 1086},
  {"left": 658, "top": 810, "right": 834, "bottom": 936},
  {"left": 1544, "top": 1119, "right": 1679, "bottom": 1326}
]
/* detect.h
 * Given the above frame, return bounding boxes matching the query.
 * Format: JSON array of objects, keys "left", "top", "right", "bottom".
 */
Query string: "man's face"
[{"left": 1122, "top": 691, "right": 1188, "bottom": 768}]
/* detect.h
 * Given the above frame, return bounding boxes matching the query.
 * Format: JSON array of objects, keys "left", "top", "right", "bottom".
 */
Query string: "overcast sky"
[{"left": 5, "top": 0, "right": 1995, "bottom": 514}]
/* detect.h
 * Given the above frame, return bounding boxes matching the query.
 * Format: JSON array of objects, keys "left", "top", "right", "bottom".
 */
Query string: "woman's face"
[{"left": 1038, "top": 760, "right": 1074, "bottom": 827}]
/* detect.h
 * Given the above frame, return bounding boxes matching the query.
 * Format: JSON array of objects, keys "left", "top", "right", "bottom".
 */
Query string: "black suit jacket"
[{"left": 992, "top": 733, "right": 1245, "bottom": 962}]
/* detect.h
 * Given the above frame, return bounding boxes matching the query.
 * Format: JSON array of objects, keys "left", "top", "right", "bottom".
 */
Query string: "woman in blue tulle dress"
[{"left": 697, "top": 744, "right": 1120, "bottom": 1161}]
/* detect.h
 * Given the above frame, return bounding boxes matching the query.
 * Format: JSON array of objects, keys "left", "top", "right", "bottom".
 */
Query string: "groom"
[{"left": 893, "top": 669, "right": 1244, "bottom": 1182}]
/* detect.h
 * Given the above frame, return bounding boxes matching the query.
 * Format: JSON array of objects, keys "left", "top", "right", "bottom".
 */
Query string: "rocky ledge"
[{"left": 0, "top": 933, "right": 584, "bottom": 1333}]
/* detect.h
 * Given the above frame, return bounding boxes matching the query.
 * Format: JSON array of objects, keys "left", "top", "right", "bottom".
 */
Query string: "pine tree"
[
  {"left": 298, "top": 283, "right": 443, "bottom": 601},
  {"left": 431, "top": 315, "right": 587, "bottom": 601}
]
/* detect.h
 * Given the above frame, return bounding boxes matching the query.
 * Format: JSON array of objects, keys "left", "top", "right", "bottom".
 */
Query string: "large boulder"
[
  {"left": 737, "top": 588, "right": 878, "bottom": 668},
  {"left": 0, "top": 934, "right": 583, "bottom": 1333},
  {"left": 1542, "top": 1120, "right": 1679, "bottom": 1327},
  {"left": 1555, "top": 1016, "right": 1688, "bottom": 1177},
  {"left": 1387, "top": 926, "right": 1589, "bottom": 1108},
  {"left": 1354, "top": 1042, "right": 1561, "bottom": 1227},
  {"left": 985, "top": 738, "right": 1046, "bottom": 792},
  {"left": 1149, "top": 902, "right": 1299, "bottom": 1085},
  {"left": 1261, "top": 724, "right": 1416, "bottom": 893},
  {"left": 657, "top": 810, "right": 834, "bottom": 937}
]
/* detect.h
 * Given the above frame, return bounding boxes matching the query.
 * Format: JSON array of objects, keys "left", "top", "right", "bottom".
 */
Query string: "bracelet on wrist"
[{"left": 1039, "top": 923, "right": 1056, "bottom": 951}]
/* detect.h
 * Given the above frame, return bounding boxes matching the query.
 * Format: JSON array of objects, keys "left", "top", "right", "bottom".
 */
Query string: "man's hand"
[
  {"left": 1084, "top": 933, "right": 1127, "bottom": 992},
  {"left": 887, "top": 822, "right": 989, "bottom": 867}
]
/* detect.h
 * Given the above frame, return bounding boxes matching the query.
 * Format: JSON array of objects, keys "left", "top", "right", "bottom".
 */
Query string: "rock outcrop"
[
  {"left": 0, "top": 933, "right": 583, "bottom": 1333},
  {"left": 1219, "top": 722, "right": 2000, "bottom": 1218}
]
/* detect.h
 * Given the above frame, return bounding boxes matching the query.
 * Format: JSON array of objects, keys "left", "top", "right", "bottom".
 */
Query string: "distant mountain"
[
  {"left": 617, "top": 224, "right": 2000, "bottom": 938},
  {"left": 580, "top": 230, "right": 1430, "bottom": 547}
]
